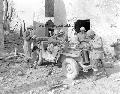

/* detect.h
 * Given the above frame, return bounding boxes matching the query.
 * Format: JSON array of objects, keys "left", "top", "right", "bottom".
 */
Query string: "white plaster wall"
[{"left": 54, "top": 0, "right": 68, "bottom": 33}]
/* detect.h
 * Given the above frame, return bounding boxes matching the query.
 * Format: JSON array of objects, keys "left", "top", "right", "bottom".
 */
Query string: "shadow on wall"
[{"left": 54, "top": 0, "right": 67, "bottom": 31}]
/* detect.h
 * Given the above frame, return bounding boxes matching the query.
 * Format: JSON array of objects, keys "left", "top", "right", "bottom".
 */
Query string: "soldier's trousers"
[
  {"left": 90, "top": 59, "right": 98, "bottom": 71},
  {"left": 81, "top": 50, "right": 90, "bottom": 64}
]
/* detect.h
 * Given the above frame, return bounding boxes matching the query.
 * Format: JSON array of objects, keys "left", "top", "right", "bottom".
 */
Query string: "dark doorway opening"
[
  {"left": 74, "top": 19, "right": 90, "bottom": 64},
  {"left": 45, "top": 20, "right": 54, "bottom": 37},
  {"left": 74, "top": 19, "right": 90, "bottom": 33}
]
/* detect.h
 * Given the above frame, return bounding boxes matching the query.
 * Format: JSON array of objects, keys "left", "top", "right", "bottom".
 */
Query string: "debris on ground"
[{"left": 0, "top": 32, "right": 120, "bottom": 94}]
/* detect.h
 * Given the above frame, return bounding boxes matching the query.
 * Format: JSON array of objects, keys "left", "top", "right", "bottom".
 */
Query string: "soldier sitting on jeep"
[{"left": 77, "top": 27, "right": 90, "bottom": 65}]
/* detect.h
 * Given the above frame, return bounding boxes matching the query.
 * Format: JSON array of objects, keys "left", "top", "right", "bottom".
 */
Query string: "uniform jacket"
[
  {"left": 77, "top": 32, "right": 87, "bottom": 42},
  {"left": 89, "top": 35, "right": 104, "bottom": 60}
]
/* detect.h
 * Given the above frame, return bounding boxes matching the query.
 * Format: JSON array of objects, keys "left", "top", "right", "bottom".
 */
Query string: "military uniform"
[
  {"left": 31, "top": 35, "right": 38, "bottom": 50},
  {"left": 89, "top": 35, "right": 104, "bottom": 71},
  {"left": 111, "top": 41, "right": 120, "bottom": 59},
  {"left": 77, "top": 32, "right": 90, "bottom": 64},
  {"left": 47, "top": 33, "right": 62, "bottom": 57},
  {"left": 31, "top": 46, "right": 41, "bottom": 68},
  {"left": 23, "top": 30, "right": 32, "bottom": 57},
  {"left": 77, "top": 32, "right": 87, "bottom": 42}
]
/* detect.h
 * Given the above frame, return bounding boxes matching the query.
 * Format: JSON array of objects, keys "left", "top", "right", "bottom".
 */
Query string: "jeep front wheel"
[{"left": 62, "top": 58, "right": 79, "bottom": 80}]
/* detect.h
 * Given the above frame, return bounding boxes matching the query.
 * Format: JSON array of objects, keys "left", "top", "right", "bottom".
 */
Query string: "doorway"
[
  {"left": 45, "top": 20, "right": 54, "bottom": 37},
  {"left": 74, "top": 19, "right": 90, "bottom": 33},
  {"left": 74, "top": 19, "right": 90, "bottom": 63}
]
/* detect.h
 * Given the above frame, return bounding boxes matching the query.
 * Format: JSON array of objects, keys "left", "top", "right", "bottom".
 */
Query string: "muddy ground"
[{"left": 0, "top": 58, "right": 120, "bottom": 94}]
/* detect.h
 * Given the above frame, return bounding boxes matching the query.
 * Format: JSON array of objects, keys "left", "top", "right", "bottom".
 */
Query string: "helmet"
[
  {"left": 80, "top": 27, "right": 86, "bottom": 31},
  {"left": 87, "top": 30, "right": 95, "bottom": 37}
]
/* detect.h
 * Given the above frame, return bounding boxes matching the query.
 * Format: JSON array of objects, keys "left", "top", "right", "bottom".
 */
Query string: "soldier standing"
[
  {"left": 31, "top": 35, "right": 37, "bottom": 51},
  {"left": 23, "top": 29, "right": 32, "bottom": 58},
  {"left": 86, "top": 30, "right": 105, "bottom": 80}
]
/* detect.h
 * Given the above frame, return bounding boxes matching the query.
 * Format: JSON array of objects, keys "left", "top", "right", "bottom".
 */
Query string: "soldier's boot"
[
  {"left": 100, "top": 60, "right": 109, "bottom": 78},
  {"left": 92, "top": 70, "right": 98, "bottom": 81},
  {"left": 91, "top": 59, "right": 98, "bottom": 81}
]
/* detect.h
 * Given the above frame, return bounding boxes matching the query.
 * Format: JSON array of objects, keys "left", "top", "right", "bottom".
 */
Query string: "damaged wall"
[
  {"left": 26, "top": 0, "right": 120, "bottom": 54},
  {"left": 0, "top": 0, "right": 4, "bottom": 51},
  {"left": 55, "top": 0, "right": 120, "bottom": 54}
]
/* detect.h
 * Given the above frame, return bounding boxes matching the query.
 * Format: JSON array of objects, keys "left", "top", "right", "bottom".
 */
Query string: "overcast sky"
[{"left": 12, "top": 0, "right": 44, "bottom": 27}]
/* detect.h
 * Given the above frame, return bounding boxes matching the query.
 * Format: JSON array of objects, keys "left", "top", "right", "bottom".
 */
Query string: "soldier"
[
  {"left": 77, "top": 27, "right": 90, "bottom": 65},
  {"left": 23, "top": 30, "right": 32, "bottom": 58},
  {"left": 31, "top": 46, "right": 41, "bottom": 69},
  {"left": 86, "top": 30, "right": 105, "bottom": 80},
  {"left": 77, "top": 27, "right": 87, "bottom": 42},
  {"left": 31, "top": 35, "right": 37, "bottom": 51},
  {"left": 48, "top": 30, "right": 62, "bottom": 55},
  {"left": 111, "top": 39, "right": 120, "bottom": 60}
]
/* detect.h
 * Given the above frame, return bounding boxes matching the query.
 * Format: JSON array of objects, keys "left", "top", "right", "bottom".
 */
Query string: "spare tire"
[{"left": 62, "top": 58, "right": 79, "bottom": 80}]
